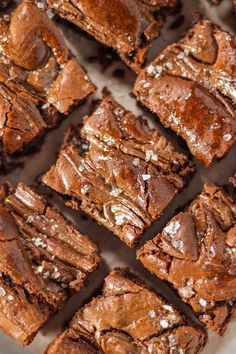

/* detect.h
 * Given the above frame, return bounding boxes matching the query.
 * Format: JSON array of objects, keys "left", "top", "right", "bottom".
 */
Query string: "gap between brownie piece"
[
  {"left": 0, "top": 181, "right": 100, "bottom": 346},
  {"left": 42, "top": 95, "right": 194, "bottom": 247},
  {"left": 134, "top": 18, "right": 236, "bottom": 167},
  {"left": 137, "top": 182, "right": 236, "bottom": 336},
  {"left": 0, "top": 0, "right": 95, "bottom": 171},
  {"left": 44, "top": 0, "right": 181, "bottom": 72},
  {"left": 44, "top": 268, "right": 207, "bottom": 354}
]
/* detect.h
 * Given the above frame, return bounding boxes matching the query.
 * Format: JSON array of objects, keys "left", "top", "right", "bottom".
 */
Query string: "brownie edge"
[{"left": 45, "top": 269, "right": 207, "bottom": 354}]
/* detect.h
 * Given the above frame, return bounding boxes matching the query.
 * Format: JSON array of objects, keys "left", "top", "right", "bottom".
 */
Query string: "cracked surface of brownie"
[
  {"left": 42, "top": 96, "right": 194, "bottom": 247},
  {"left": 45, "top": 269, "right": 207, "bottom": 354},
  {"left": 0, "top": 0, "right": 94, "bottom": 157},
  {"left": 134, "top": 19, "right": 236, "bottom": 166},
  {"left": 0, "top": 181, "right": 100, "bottom": 345},
  {"left": 45, "top": 0, "right": 179, "bottom": 72},
  {"left": 137, "top": 183, "right": 236, "bottom": 335}
]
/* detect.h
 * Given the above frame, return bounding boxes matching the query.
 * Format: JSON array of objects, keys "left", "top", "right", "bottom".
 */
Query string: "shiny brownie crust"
[
  {"left": 134, "top": 19, "right": 236, "bottom": 166},
  {"left": 0, "top": 0, "right": 94, "bottom": 159},
  {"left": 45, "top": 269, "right": 207, "bottom": 354},
  {"left": 45, "top": 0, "right": 180, "bottom": 72},
  {"left": 137, "top": 183, "right": 236, "bottom": 335},
  {"left": 0, "top": 182, "right": 100, "bottom": 345},
  {"left": 42, "top": 96, "right": 194, "bottom": 247}
]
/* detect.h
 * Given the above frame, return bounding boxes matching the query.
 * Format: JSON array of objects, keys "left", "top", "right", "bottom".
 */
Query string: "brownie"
[
  {"left": 134, "top": 19, "right": 236, "bottom": 166},
  {"left": 137, "top": 183, "right": 236, "bottom": 335},
  {"left": 45, "top": 269, "right": 207, "bottom": 354},
  {"left": 0, "top": 1, "right": 94, "bottom": 159},
  {"left": 45, "top": 0, "right": 179, "bottom": 72},
  {"left": 42, "top": 96, "right": 194, "bottom": 247},
  {"left": 0, "top": 182, "right": 100, "bottom": 346}
]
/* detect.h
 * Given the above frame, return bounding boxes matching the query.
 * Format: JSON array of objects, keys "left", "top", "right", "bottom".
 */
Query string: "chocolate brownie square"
[
  {"left": 0, "top": 1, "right": 94, "bottom": 162},
  {"left": 0, "top": 182, "right": 100, "bottom": 345},
  {"left": 45, "top": 0, "right": 180, "bottom": 72},
  {"left": 134, "top": 19, "right": 236, "bottom": 166},
  {"left": 45, "top": 269, "right": 207, "bottom": 354},
  {"left": 137, "top": 183, "right": 236, "bottom": 335},
  {"left": 42, "top": 96, "right": 194, "bottom": 247}
]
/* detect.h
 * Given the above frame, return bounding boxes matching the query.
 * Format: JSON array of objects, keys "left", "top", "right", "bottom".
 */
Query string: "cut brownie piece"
[
  {"left": 0, "top": 182, "right": 100, "bottom": 346},
  {"left": 134, "top": 19, "right": 236, "bottom": 166},
  {"left": 137, "top": 183, "right": 236, "bottom": 335},
  {"left": 42, "top": 96, "right": 194, "bottom": 247},
  {"left": 0, "top": 0, "right": 94, "bottom": 157},
  {"left": 45, "top": 0, "right": 179, "bottom": 72},
  {"left": 45, "top": 269, "right": 207, "bottom": 354}
]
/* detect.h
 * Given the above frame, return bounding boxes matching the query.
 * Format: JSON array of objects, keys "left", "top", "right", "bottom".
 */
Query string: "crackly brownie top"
[
  {"left": 45, "top": 0, "right": 179, "bottom": 71},
  {"left": 45, "top": 269, "right": 207, "bottom": 354},
  {"left": 42, "top": 96, "right": 193, "bottom": 247},
  {"left": 0, "top": 182, "right": 100, "bottom": 344},
  {"left": 0, "top": 0, "right": 94, "bottom": 154},
  {"left": 138, "top": 183, "right": 236, "bottom": 335},
  {"left": 134, "top": 19, "right": 236, "bottom": 166}
]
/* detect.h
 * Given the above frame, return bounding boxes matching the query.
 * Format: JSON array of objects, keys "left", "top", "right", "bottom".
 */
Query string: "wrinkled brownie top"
[
  {"left": 43, "top": 96, "right": 193, "bottom": 247},
  {"left": 0, "top": 182, "right": 100, "bottom": 345},
  {"left": 45, "top": 0, "right": 179, "bottom": 72},
  {"left": 0, "top": 0, "right": 94, "bottom": 154},
  {"left": 45, "top": 269, "right": 207, "bottom": 354},
  {"left": 134, "top": 19, "right": 236, "bottom": 166},
  {"left": 138, "top": 183, "right": 236, "bottom": 335}
]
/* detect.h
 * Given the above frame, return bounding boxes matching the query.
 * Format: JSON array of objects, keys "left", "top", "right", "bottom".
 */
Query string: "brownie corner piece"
[
  {"left": 44, "top": 268, "right": 207, "bottom": 354},
  {"left": 0, "top": 0, "right": 94, "bottom": 159},
  {"left": 0, "top": 181, "right": 100, "bottom": 346},
  {"left": 42, "top": 96, "right": 194, "bottom": 247},
  {"left": 137, "top": 183, "right": 236, "bottom": 335},
  {"left": 134, "top": 19, "right": 236, "bottom": 166},
  {"left": 45, "top": 0, "right": 180, "bottom": 72}
]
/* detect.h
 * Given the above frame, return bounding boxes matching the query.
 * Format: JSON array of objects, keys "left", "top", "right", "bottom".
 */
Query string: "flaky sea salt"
[
  {"left": 37, "top": 2, "right": 45, "bottom": 9},
  {"left": 199, "top": 298, "right": 207, "bottom": 307},
  {"left": 133, "top": 158, "right": 140, "bottom": 167},
  {"left": 81, "top": 184, "right": 89, "bottom": 194},
  {"left": 26, "top": 215, "right": 34, "bottom": 224},
  {"left": 223, "top": 134, "right": 232, "bottom": 142},
  {"left": 0, "top": 287, "right": 6, "bottom": 296},
  {"left": 142, "top": 174, "right": 151, "bottom": 181},
  {"left": 110, "top": 188, "right": 122, "bottom": 197},
  {"left": 162, "top": 304, "right": 174, "bottom": 312},
  {"left": 160, "top": 319, "right": 169, "bottom": 328},
  {"left": 163, "top": 220, "right": 181, "bottom": 237},
  {"left": 148, "top": 310, "right": 156, "bottom": 318},
  {"left": 115, "top": 215, "right": 125, "bottom": 226}
]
